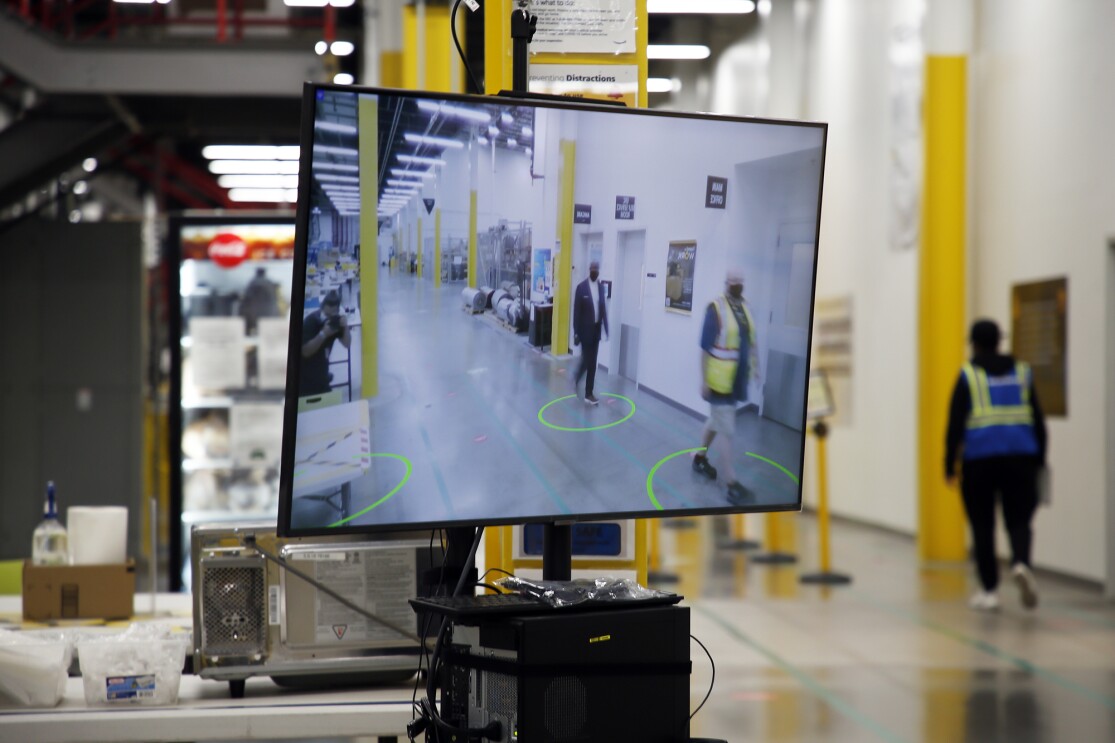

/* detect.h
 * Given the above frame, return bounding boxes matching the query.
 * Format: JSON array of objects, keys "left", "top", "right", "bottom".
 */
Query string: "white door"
[
  {"left": 762, "top": 221, "right": 815, "bottom": 429},
  {"left": 613, "top": 230, "right": 646, "bottom": 383}
]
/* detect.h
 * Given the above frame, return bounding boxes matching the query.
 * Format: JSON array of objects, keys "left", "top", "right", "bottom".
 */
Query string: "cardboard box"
[{"left": 22, "top": 561, "right": 136, "bottom": 621}]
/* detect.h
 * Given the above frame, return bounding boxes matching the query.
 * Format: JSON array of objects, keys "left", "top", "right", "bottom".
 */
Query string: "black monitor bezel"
[{"left": 277, "top": 81, "right": 828, "bottom": 539}]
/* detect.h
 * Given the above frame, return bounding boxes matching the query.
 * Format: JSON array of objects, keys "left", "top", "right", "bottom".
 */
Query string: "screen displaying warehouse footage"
[{"left": 279, "top": 84, "right": 826, "bottom": 536}]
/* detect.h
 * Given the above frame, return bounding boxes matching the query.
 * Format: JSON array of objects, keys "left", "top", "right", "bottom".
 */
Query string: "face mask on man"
[
  {"left": 590, "top": 270, "right": 599, "bottom": 282},
  {"left": 728, "top": 282, "right": 743, "bottom": 299}
]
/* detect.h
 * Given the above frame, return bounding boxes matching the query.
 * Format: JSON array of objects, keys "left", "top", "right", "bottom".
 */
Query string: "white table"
[{"left": 0, "top": 594, "right": 414, "bottom": 742}]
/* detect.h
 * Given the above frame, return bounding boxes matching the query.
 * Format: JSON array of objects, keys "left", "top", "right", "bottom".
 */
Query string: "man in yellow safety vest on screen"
[
  {"left": 945, "top": 318, "right": 1047, "bottom": 612},
  {"left": 693, "top": 268, "right": 760, "bottom": 505}
]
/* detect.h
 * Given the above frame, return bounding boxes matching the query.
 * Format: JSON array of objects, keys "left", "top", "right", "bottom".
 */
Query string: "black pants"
[
  {"left": 960, "top": 456, "right": 1039, "bottom": 591},
  {"left": 575, "top": 338, "right": 600, "bottom": 397}
]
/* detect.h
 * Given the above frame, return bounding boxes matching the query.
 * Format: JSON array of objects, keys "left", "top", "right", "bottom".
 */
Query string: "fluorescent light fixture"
[
  {"left": 648, "top": 44, "right": 711, "bottom": 60},
  {"left": 330, "top": 0, "right": 355, "bottom": 6},
  {"left": 390, "top": 168, "right": 434, "bottom": 179},
  {"left": 228, "top": 188, "right": 299, "bottom": 203},
  {"left": 403, "top": 132, "right": 464, "bottom": 149},
  {"left": 203, "top": 145, "right": 300, "bottom": 160},
  {"left": 500, "top": 112, "right": 513, "bottom": 125},
  {"left": 82, "top": 158, "right": 98, "bottom": 172},
  {"left": 315, "top": 174, "right": 359, "bottom": 183},
  {"left": 647, "top": 77, "right": 682, "bottom": 93},
  {"left": 487, "top": 125, "right": 499, "bottom": 137},
  {"left": 522, "top": 126, "right": 533, "bottom": 137},
  {"left": 315, "top": 120, "right": 358, "bottom": 135},
  {"left": 72, "top": 181, "right": 89, "bottom": 195},
  {"left": 397, "top": 154, "right": 446, "bottom": 166},
  {"left": 758, "top": 0, "right": 772, "bottom": 15},
  {"left": 648, "top": 0, "right": 754, "bottom": 12},
  {"left": 284, "top": 0, "right": 327, "bottom": 6},
  {"left": 315, "top": 41, "right": 328, "bottom": 55},
  {"left": 386, "top": 179, "right": 422, "bottom": 188},
  {"left": 525, "top": 147, "right": 533, "bottom": 156},
  {"left": 217, "top": 174, "right": 299, "bottom": 189},
  {"left": 209, "top": 159, "right": 300, "bottom": 175},
  {"left": 312, "top": 161, "right": 358, "bottom": 172},
  {"left": 508, "top": 138, "right": 518, "bottom": 148},
  {"left": 416, "top": 100, "right": 492, "bottom": 124},
  {"left": 334, "top": 73, "right": 355, "bottom": 85},
  {"left": 331, "top": 41, "right": 355, "bottom": 56},
  {"left": 112, "top": 0, "right": 156, "bottom": 4},
  {"left": 314, "top": 144, "right": 359, "bottom": 157}
]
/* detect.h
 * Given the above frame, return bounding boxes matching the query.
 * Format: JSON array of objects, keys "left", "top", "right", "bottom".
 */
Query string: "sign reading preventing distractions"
[
  {"left": 615, "top": 196, "right": 635, "bottom": 220},
  {"left": 574, "top": 204, "right": 592, "bottom": 224},
  {"left": 705, "top": 176, "right": 727, "bottom": 209}
]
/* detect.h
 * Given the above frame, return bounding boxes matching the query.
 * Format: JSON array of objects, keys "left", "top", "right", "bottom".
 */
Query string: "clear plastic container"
[
  {"left": 76, "top": 626, "right": 190, "bottom": 706},
  {"left": 0, "top": 628, "right": 72, "bottom": 707}
]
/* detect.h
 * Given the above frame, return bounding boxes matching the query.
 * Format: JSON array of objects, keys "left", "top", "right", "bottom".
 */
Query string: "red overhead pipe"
[
  {"left": 324, "top": 4, "right": 335, "bottom": 43},
  {"left": 216, "top": 0, "right": 227, "bottom": 42}
]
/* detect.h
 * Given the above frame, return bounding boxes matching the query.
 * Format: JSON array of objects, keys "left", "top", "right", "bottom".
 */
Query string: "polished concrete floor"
[{"left": 232, "top": 513, "right": 1115, "bottom": 742}]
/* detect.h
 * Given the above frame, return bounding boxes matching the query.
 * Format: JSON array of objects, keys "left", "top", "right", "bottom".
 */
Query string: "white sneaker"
[
  {"left": 1012, "top": 564, "right": 1039, "bottom": 609},
  {"left": 969, "top": 590, "right": 1001, "bottom": 611}
]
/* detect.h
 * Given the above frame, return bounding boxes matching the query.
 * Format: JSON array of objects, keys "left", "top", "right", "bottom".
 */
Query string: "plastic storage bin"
[
  {"left": 76, "top": 627, "right": 189, "bottom": 706},
  {"left": 0, "top": 628, "right": 72, "bottom": 707}
]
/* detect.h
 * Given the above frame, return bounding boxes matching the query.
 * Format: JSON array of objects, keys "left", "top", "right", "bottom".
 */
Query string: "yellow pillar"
[
  {"left": 434, "top": 208, "right": 442, "bottom": 287},
  {"left": 358, "top": 95, "right": 379, "bottom": 398},
  {"left": 551, "top": 139, "right": 575, "bottom": 355},
  {"left": 375, "top": 0, "right": 404, "bottom": 87},
  {"left": 919, "top": 0, "right": 971, "bottom": 562},
  {"left": 403, "top": 3, "right": 461, "bottom": 92},
  {"left": 416, "top": 218, "right": 423, "bottom": 279}
]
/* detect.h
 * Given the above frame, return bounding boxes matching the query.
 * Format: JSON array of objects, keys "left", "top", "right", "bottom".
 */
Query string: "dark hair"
[
  {"left": 322, "top": 291, "right": 341, "bottom": 308},
  {"left": 969, "top": 319, "right": 1000, "bottom": 351}
]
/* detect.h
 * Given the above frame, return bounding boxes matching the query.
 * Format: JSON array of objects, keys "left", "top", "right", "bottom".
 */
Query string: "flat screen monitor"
[{"left": 277, "top": 83, "right": 826, "bottom": 540}]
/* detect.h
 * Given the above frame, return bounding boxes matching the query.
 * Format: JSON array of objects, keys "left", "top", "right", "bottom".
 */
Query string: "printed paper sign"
[
  {"left": 530, "top": 0, "right": 636, "bottom": 55},
  {"left": 528, "top": 64, "right": 639, "bottom": 108}
]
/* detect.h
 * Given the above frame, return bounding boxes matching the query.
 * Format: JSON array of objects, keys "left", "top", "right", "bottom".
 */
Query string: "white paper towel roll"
[{"left": 67, "top": 506, "right": 128, "bottom": 565}]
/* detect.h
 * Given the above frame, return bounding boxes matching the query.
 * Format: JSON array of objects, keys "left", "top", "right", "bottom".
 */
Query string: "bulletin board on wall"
[{"left": 1011, "top": 277, "right": 1067, "bottom": 417}]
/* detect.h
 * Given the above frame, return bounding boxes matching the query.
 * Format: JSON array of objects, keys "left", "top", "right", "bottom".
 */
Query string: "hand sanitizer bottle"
[{"left": 32, "top": 481, "right": 69, "bottom": 566}]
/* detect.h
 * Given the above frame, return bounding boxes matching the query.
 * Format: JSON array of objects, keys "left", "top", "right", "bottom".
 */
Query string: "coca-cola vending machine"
[{"left": 168, "top": 214, "right": 295, "bottom": 590}]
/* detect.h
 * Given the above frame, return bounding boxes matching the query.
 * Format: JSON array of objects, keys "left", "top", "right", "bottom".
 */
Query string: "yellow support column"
[
  {"left": 416, "top": 218, "right": 423, "bottom": 279},
  {"left": 468, "top": 190, "right": 478, "bottom": 287},
  {"left": 551, "top": 139, "right": 575, "bottom": 356},
  {"left": 376, "top": 0, "right": 404, "bottom": 87},
  {"left": 403, "top": 3, "right": 462, "bottom": 92},
  {"left": 918, "top": 0, "right": 971, "bottom": 562},
  {"left": 358, "top": 95, "right": 379, "bottom": 398},
  {"left": 434, "top": 208, "right": 442, "bottom": 287}
]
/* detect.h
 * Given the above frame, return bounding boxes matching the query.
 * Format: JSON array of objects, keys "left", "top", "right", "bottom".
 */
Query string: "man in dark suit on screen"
[{"left": 573, "top": 261, "right": 609, "bottom": 405}]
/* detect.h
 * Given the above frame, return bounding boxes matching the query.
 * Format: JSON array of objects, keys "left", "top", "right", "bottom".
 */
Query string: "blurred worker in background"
[
  {"left": 572, "top": 261, "right": 609, "bottom": 405},
  {"left": 946, "top": 318, "right": 1047, "bottom": 612},
  {"left": 693, "top": 268, "right": 759, "bottom": 506}
]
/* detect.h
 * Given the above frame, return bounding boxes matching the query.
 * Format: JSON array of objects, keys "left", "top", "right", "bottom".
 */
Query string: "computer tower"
[
  {"left": 441, "top": 605, "right": 690, "bottom": 743},
  {"left": 191, "top": 522, "right": 441, "bottom": 696}
]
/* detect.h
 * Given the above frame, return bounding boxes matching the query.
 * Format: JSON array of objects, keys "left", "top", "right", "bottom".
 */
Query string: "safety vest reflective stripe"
[
  {"left": 706, "top": 296, "right": 755, "bottom": 394},
  {"left": 962, "top": 362, "right": 1034, "bottom": 429}
]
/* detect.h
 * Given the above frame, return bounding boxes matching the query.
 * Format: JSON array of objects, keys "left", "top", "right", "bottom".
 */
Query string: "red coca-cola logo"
[{"left": 207, "top": 233, "right": 249, "bottom": 268}]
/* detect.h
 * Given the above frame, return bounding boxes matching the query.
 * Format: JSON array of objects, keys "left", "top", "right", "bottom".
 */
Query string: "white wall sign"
[
  {"left": 528, "top": 63, "right": 639, "bottom": 107},
  {"left": 189, "top": 317, "right": 246, "bottom": 391},
  {"left": 529, "top": 0, "right": 637, "bottom": 55}
]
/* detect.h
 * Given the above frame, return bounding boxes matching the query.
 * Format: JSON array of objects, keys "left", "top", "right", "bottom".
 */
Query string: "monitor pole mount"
[{"left": 511, "top": 1, "right": 538, "bottom": 94}]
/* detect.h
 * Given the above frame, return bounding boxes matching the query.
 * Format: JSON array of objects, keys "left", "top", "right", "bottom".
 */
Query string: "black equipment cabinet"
[{"left": 441, "top": 605, "right": 691, "bottom": 742}]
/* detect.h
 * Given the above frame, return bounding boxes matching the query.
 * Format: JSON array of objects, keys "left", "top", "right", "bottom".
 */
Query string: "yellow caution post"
[{"left": 800, "top": 420, "right": 851, "bottom": 586}]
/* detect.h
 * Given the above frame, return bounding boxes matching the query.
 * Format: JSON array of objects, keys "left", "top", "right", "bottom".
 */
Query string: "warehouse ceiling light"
[
  {"left": 648, "top": 0, "right": 754, "bottom": 13},
  {"left": 209, "top": 160, "right": 300, "bottom": 175},
  {"left": 314, "top": 145, "right": 359, "bottom": 158},
  {"left": 217, "top": 175, "right": 299, "bottom": 189},
  {"left": 390, "top": 169, "right": 434, "bottom": 179},
  {"left": 315, "top": 121, "right": 358, "bottom": 135},
  {"left": 82, "top": 158, "right": 98, "bottom": 173},
  {"left": 312, "top": 161, "right": 358, "bottom": 173},
  {"left": 647, "top": 77, "right": 682, "bottom": 93},
  {"left": 202, "top": 145, "right": 299, "bottom": 160},
  {"left": 403, "top": 133, "right": 465, "bottom": 149},
  {"left": 648, "top": 44, "right": 711, "bottom": 60},
  {"left": 315, "top": 41, "right": 328, "bottom": 55},
  {"left": 397, "top": 154, "right": 446, "bottom": 166},
  {"left": 316, "top": 173, "right": 359, "bottom": 183},
  {"left": 416, "top": 100, "right": 492, "bottom": 124},
  {"left": 331, "top": 41, "right": 355, "bottom": 56},
  {"left": 284, "top": 0, "right": 327, "bottom": 6},
  {"left": 334, "top": 73, "right": 355, "bottom": 85},
  {"left": 228, "top": 188, "right": 299, "bottom": 203}
]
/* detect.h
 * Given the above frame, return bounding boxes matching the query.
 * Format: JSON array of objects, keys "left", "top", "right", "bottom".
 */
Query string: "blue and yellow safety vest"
[
  {"left": 706, "top": 296, "right": 756, "bottom": 395},
  {"left": 961, "top": 361, "right": 1039, "bottom": 460}
]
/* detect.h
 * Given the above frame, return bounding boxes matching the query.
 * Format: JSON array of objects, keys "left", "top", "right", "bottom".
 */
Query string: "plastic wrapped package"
[
  {"left": 0, "top": 628, "right": 72, "bottom": 707},
  {"left": 75, "top": 624, "right": 190, "bottom": 706},
  {"left": 494, "top": 576, "right": 676, "bottom": 608}
]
